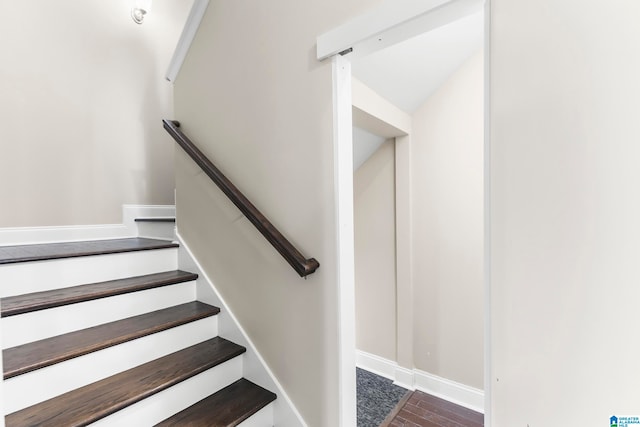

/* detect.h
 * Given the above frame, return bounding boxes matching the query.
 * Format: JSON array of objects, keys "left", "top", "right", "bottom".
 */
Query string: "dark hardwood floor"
[{"left": 382, "top": 390, "right": 483, "bottom": 427}]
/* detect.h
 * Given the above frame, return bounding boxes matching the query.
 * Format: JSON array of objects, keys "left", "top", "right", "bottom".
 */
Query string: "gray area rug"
[{"left": 357, "top": 367, "right": 408, "bottom": 427}]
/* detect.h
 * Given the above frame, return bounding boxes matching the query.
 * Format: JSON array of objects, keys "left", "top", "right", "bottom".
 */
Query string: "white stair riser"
[
  {"left": 90, "top": 356, "right": 243, "bottom": 427},
  {"left": 4, "top": 317, "right": 218, "bottom": 414},
  {"left": 2, "top": 282, "right": 196, "bottom": 348},
  {"left": 136, "top": 222, "right": 176, "bottom": 241},
  {"left": 237, "top": 404, "right": 275, "bottom": 427},
  {"left": 0, "top": 248, "right": 179, "bottom": 298}
]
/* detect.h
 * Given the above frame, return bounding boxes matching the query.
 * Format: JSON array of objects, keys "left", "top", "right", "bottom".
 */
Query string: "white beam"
[
  {"left": 166, "top": 0, "right": 210, "bottom": 83},
  {"left": 317, "top": 0, "right": 484, "bottom": 60},
  {"left": 352, "top": 77, "right": 411, "bottom": 138}
]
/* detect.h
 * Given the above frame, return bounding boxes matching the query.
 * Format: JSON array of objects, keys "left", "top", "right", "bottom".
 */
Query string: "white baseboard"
[
  {"left": 356, "top": 350, "right": 484, "bottom": 414},
  {"left": 413, "top": 368, "right": 484, "bottom": 414},
  {"left": 0, "top": 205, "right": 176, "bottom": 246},
  {"left": 355, "top": 350, "right": 396, "bottom": 381},
  {"left": 393, "top": 366, "right": 414, "bottom": 390}
]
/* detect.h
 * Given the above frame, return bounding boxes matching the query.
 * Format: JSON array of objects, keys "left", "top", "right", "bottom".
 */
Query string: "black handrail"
[{"left": 163, "top": 119, "right": 320, "bottom": 277}]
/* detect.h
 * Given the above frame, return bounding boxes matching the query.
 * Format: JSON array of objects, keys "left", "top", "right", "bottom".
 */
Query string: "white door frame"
[
  {"left": 351, "top": 76, "right": 415, "bottom": 387},
  {"left": 324, "top": 0, "right": 491, "bottom": 425},
  {"left": 332, "top": 54, "right": 357, "bottom": 427}
]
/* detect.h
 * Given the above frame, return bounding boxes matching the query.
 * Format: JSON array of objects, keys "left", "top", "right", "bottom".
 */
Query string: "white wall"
[
  {"left": 0, "top": 0, "right": 191, "bottom": 227},
  {"left": 491, "top": 0, "right": 640, "bottom": 424},
  {"left": 172, "top": 0, "right": 382, "bottom": 425},
  {"left": 354, "top": 140, "right": 397, "bottom": 361},
  {"left": 412, "top": 50, "right": 484, "bottom": 389}
]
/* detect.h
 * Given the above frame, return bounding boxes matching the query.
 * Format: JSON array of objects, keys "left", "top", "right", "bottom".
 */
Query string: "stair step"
[
  {"left": 1, "top": 270, "right": 198, "bottom": 317},
  {"left": 135, "top": 217, "right": 176, "bottom": 223},
  {"left": 3, "top": 301, "right": 220, "bottom": 379},
  {"left": 155, "top": 378, "right": 276, "bottom": 427},
  {"left": 0, "top": 238, "right": 178, "bottom": 265},
  {"left": 5, "top": 337, "right": 246, "bottom": 427}
]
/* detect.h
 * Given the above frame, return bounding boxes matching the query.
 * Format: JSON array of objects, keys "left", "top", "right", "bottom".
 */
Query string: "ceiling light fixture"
[{"left": 131, "top": 0, "right": 152, "bottom": 24}]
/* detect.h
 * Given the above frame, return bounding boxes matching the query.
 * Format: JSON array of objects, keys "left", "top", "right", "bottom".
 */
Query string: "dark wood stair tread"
[
  {"left": 135, "top": 217, "right": 176, "bottom": 222},
  {"left": 1, "top": 270, "right": 198, "bottom": 317},
  {"left": 3, "top": 301, "right": 220, "bottom": 379},
  {"left": 5, "top": 337, "right": 246, "bottom": 427},
  {"left": 155, "top": 378, "right": 276, "bottom": 427},
  {"left": 0, "top": 238, "right": 178, "bottom": 265}
]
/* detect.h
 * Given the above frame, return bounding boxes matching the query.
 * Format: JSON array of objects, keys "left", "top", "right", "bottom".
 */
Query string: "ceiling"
[
  {"left": 352, "top": 10, "right": 484, "bottom": 115},
  {"left": 351, "top": 9, "right": 484, "bottom": 170}
]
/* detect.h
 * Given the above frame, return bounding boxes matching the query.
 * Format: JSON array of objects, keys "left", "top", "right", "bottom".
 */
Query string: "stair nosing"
[
  {"left": 5, "top": 337, "right": 246, "bottom": 427},
  {"left": 1, "top": 270, "right": 198, "bottom": 318},
  {"left": 3, "top": 301, "right": 220, "bottom": 379},
  {"left": 0, "top": 238, "right": 178, "bottom": 265}
]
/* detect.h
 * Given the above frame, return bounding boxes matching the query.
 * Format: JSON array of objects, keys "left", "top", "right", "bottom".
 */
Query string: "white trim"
[
  {"left": 0, "top": 205, "right": 175, "bottom": 246},
  {"left": 317, "top": 0, "right": 484, "bottom": 60},
  {"left": 123, "top": 204, "right": 176, "bottom": 236},
  {"left": 0, "top": 224, "right": 131, "bottom": 247},
  {"left": 393, "top": 366, "right": 415, "bottom": 390},
  {"left": 165, "top": 0, "right": 210, "bottom": 83},
  {"left": 175, "top": 232, "right": 306, "bottom": 426},
  {"left": 483, "top": 0, "right": 492, "bottom": 424},
  {"left": 356, "top": 350, "right": 484, "bottom": 413},
  {"left": 333, "top": 54, "right": 357, "bottom": 427},
  {"left": 394, "top": 135, "right": 414, "bottom": 374},
  {"left": 351, "top": 77, "right": 411, "bottom": 137},
  {"left": 356, "top": 350, "right": 396, "bottom": 380},
  {"left": 414, "top": 369, "right": 484, "bottom": 414}
]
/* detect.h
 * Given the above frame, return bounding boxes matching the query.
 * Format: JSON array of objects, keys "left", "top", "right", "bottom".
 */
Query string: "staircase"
[{"left": 0, "top": 233, "right": 277, "bottom": 426}]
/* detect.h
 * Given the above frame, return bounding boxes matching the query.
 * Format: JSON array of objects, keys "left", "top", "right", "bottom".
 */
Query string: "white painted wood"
[
  {"left": 90, "top": 356, "right": 242, "bottom": 426},
  {"left": 414, "top": 369, "right": 484, "bottom": 413},
  {"left": 357, "top": 350, "right": 484, "bottom": 413},
  {"left": 0, "top": 224, "right": 132, "bottom": 247},
  {"left": 177, "top": 234, "right": 306, "bottom": 426},
  {"left": 0, "top": 248, "right": 178, "bottom": 298},
  {"left": 237, "top": 404, "right": 274, "bottom": 427},
  {"left": 393, "top": 366, "right": 415, "bottom": 390},
  {"left": 483, "top": 1, "right": 492, "bottom": 424},
  {"left": 352, "top": 77, "right": 412, "bottom": 137},
  {"left": 123, "top": 205, "right": 176, "bottom": 237},
  {"left": 2, "top": 281, "right": 196, "bottom": 348},
  {"left": 0, "top": 295, "right": 3, "bottom": 427},
  {"left": 351, "top": 75, "right": 414, "bottom": 374},
  {"left": 356, "top": 350, "right": 396, "bottom": 380},
  {"left": 395, "top": 134, "right": 414, "bottom": 374},
  {"left": 4, "top": 318, "right": 217, "bottom": 413},
  {"left": 165, "top": 0, "right": 210, "bottom": 83},
  {"left": 0, "top": 205, "right": 175, "bottom": 246},
  {"left": 317, "top": 0, "right": 484, "bottom": 60},
  {"left": 332, "top": 54, "right": 357, "bottom": 427},
  {"left": 135, "top": 220, "right": 176, "bottom": 241}
]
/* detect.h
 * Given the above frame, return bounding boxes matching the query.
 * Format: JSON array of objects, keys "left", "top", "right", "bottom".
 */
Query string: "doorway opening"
[{"left": 321, "top": 1, "right": 490, "bottom": 425}]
